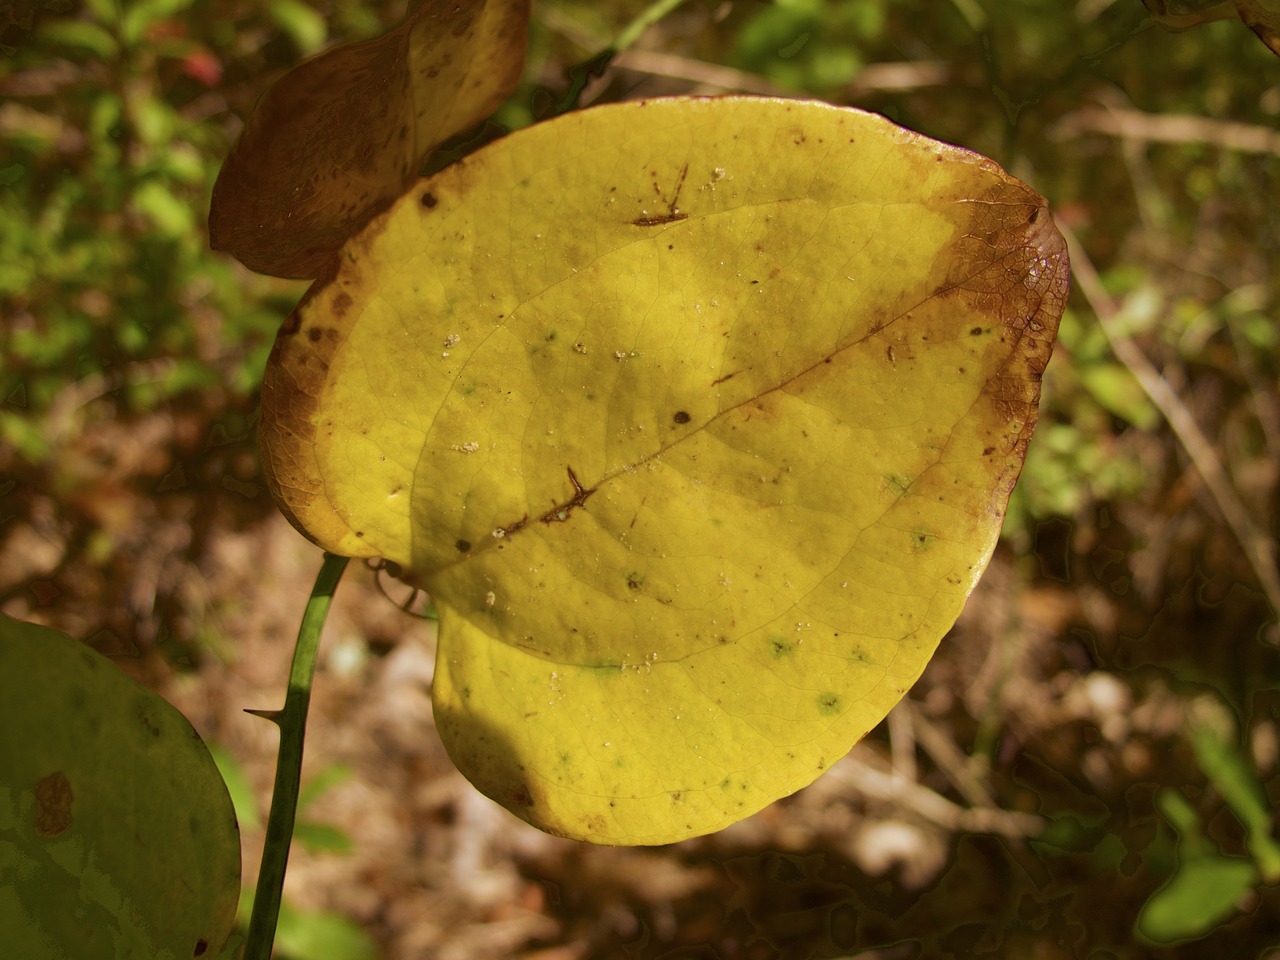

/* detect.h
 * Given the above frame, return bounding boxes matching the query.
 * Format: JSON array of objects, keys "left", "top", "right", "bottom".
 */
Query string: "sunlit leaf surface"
[
  {"left": 210, "top": 0, "right": 530, "bottom": 278},
  {"left": 259, "top": 97, "right": 1068, "bottom": 843}
]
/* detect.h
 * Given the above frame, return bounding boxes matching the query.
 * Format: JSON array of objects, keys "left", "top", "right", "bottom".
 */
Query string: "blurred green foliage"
[
  {"left": 729, "top": 0, "right": 886, "bottom": 92},
  {"left": 0, "top": 0, "right": 406, "bottom": 466},
  {"left": 215, "top": 744, "right": 373, "bottom": 960},
  {"left": 1138, "top": 697, "right": 1280, "bottom": 943},
  {"left": 4, "top": 0, "right": 266, "bottom": 460}
]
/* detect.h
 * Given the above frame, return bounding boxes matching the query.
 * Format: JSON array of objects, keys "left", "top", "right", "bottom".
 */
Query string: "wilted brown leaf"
[
  {"left": 1141, "top": 0, "right": 1280, "bottom": 55},
  {"left": 209, "top": 0, "right": 530, "bottom": 279}
]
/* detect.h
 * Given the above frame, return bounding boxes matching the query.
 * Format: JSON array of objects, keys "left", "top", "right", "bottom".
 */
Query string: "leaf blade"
[
  {"left": 209, "top": 0, "right": 530, "bottom": 278},
  {"left": 0, "top": 615, "right": 241, "bottom": 957},
  {"left": 259, "top": 97, "right": 1068, "bottom": 843}
]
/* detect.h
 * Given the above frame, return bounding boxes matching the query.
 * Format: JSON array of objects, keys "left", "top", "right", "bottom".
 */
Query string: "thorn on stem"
[{"left": 245, "top": 708, "right": 285, "bottom": 725}]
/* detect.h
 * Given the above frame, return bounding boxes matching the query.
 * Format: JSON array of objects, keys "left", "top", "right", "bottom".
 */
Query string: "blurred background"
[{"left": 2, "top": 0, "right": 1279, "bottom": 957}]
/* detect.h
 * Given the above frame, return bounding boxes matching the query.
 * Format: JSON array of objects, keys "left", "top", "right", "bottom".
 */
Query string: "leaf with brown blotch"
[
  {"left": 257, "top": 97, "right": 1069, "bottom": 844},
  {"left": 209, "top": 0, "right": 530, "bottom": 279}
]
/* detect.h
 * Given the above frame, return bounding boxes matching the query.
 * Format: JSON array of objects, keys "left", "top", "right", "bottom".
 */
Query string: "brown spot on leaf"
[
  {"left": 330, "top": 292, "right": 353, "bottom": 319},
  {"left": 938, "top": 180, "right": 1068, "bottom": 435},
  {"left": 34, "top": 771, "right": 72, "bottom": 837}
]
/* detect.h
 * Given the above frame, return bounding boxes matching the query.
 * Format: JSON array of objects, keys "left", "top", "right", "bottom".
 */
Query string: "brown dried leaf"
[
  {"left": 1141, "top": 0, "right": 1280, "bottom": 55},
  {"left": 209, "top": 0, "right": 530, "bottom": 279},
  {"left": 1236, "top": 0, "right": 1280, "bottom": 53}
]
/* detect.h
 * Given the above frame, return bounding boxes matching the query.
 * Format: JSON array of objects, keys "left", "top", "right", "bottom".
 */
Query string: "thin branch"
[
  {"left": 243, "top": 552, "right": 350, "bottom": 960},
  {"left": 611, "top": 51, "right": 953, "bottom": 98},
  {"left": 1059, "top": 220, "right": 1280, "bottom": 621},
  {"left": 835, "top": 757, "right": 1043, "bottom": 839},
  {"left": 1050, "top": 105, "right": 1280, "bottom": 155},
  {"left": 611, "top": 49, "right": 790, "bottom": 95},
  {"left": 553, "top": 0, "right": 691, "bottom": 115},
  {"left": 886, "top": 702, "right": 918, "bottom": 784},
  {"left": 906, "top": 701, "right": 996, "bottom": 810}
]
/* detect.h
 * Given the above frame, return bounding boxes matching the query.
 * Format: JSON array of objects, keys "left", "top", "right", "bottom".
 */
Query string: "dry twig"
[
  {"left": 1059, "top": 219, "right": 1280, "bottom": 622},
  {"left": 1050, "top": 104, "right": 1280, "bottom": 156}
]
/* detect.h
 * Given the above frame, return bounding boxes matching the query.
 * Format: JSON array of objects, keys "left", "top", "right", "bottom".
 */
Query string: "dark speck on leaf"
[
  {"left": 421, "top": 192, "right": 438, "bottom": 208},
  {"left": 456, "top": 539, "right": 471, "bottom": 552},
  {"left": 970, "top": 327, "right": 983, "bottom": 336},
  {"left": 308, "top": 327, "right": 322, "bottom": 342},
  {"left": 673, "top": 411, "right": 691, "bottom": 424}
]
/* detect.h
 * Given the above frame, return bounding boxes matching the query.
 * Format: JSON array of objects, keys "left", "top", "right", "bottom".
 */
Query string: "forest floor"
[{"left": 4, "top": 398, "right": 1276, "bottom": 959}]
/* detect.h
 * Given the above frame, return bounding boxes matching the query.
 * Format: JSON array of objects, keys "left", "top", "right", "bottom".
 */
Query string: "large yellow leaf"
[
  {"left": 259, "top": 97, "right": 1068, "bottom": 844},
  {"left": 209, "top": 0, "right": 530, "bottom": 278}
]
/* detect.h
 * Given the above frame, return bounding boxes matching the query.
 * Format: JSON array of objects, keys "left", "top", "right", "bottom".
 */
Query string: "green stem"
[
  {"left": 242, "top": 552, "right": 349, "bottom": 960},
  {"left": 555, "top": 0, "right": 691, "bottom": 116},
  {"left": 612, "top": 0, "right": 689, "bottom": 53}
]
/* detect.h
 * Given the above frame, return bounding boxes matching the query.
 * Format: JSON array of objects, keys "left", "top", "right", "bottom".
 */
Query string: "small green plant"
[
  {"left": 0, "top": 0, "right": 294, "bottom": 465},
  {"left": 213, "top": 748, "right": 374, "bottom": 960},
  {"left": 1137, "top": 696, "right": 1280, "bottom": 944}
]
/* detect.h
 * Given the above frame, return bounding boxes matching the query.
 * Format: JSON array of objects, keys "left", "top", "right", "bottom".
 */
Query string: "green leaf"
[
  {"left": 1156, "top": 787, "right": 1208, "bottom": 849},
  {"left": 1190, "top": 713, "right": 1280, "bottom": 881},
  {"left": 38, "top": 18, "right": 120, "bottom": 58},
  {"left": 274, "top": 903, "right": 378, "bottom": 960},
  {"left": 292, "top": 822, "right": 354, "bottom": 855},
  {"left": 297, "top": 762, "right": 352, "bottom": 814},
  {"left": 258, "top": 96, "right": 1067, "bottom": 843},
  {"left": 120, "top": 0, "right": 195, "bottom": 47},
  {"left": 209, "top": 744, "right": 263, "bottom": 832},
  {"left": 0, "top": 614, "right": 240, "bottom": 959},
  {"left": 1137, "top": 853, "right": 1257, "bottom": 943},
  {"left": 269, "top": 0, "right": 328, "bottom": 56},
  {"left": 1078, "top": 362, "right": 1159, "bottom": 428},
  {"left": 209, "top": 0, "right": 531, "bottom": 278},
  {"left": 132, "top": 179, "right": 195, "bottom": 237}
]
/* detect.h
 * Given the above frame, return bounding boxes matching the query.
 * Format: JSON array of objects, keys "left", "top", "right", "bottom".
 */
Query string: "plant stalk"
[
  {"left": 556, "top": 0, "right": 690, "bottom": 115},
  {"left": 242, "top": 552, "right": 349, "bottom": 960}
]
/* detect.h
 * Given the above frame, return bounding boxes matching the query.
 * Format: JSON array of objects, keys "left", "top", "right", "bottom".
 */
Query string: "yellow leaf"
[
  {"left": 259, "top": 97, "right": 1068, "bottom": 844},
  {"left": 209, "top": 0, "right": 530, "bottom": 278}
]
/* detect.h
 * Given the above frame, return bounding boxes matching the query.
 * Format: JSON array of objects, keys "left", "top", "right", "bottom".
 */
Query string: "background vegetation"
[{"left": 2, "top": 0, "right": 1278, "bottom": 957}]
